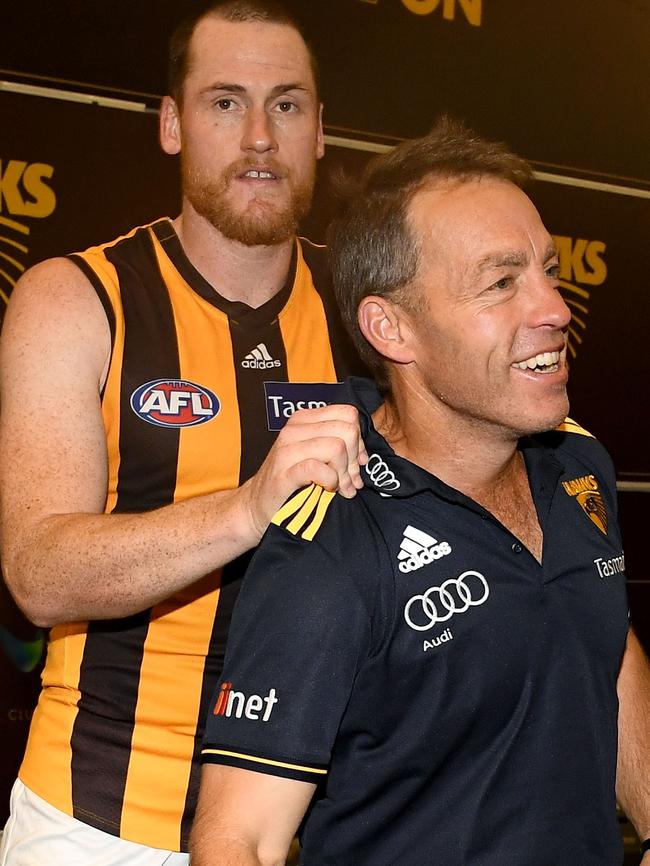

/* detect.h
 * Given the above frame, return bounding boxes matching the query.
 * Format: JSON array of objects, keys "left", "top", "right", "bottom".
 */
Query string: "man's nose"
[
  {"left": 241, "top": 107, "right": 278, "bottom": 154},
  {"left": 531, "top": 277, "right": 572, "bottom": 331}
]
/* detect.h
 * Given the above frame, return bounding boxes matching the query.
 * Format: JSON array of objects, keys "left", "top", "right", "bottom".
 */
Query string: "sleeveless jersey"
[{"left": 18, "top": 218, "right": 363, "bottom": 852}]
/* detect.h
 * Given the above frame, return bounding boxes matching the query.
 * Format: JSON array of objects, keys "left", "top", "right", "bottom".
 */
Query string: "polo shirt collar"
[{"left": 346, "top": 377, "right": 566, "bottom": 513}]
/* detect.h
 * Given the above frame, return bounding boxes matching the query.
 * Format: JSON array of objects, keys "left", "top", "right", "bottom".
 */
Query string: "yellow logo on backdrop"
[
  {"left": 356, "top": 0, "right": 482, "bottom": 27},
  {"left": 554, "top": 236, "right": 607, "bottom": 286},
  {"left": 401, "top": 0, "right": 482, "bottom": 25},
  {"left": 0, "top": 159, "right": 57, "bottom": 313},
  {"left": 0, "top": 160, "right": 56, "bottom": 218},
  {"left": 552, "top": 235, "right": 607, "bottom": 360}
]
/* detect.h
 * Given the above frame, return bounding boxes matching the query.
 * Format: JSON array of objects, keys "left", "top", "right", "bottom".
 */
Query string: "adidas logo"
[
  {"left": 398, "top": 525, "right": 452, "bottom": 573},
  {"left": 242, "top": 343, "right": 282, "bottom": 370}
]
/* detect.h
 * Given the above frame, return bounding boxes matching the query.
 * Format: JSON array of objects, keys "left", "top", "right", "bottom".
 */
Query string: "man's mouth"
[
  {"left": 512, "top": 350, "right": 561, "bottom": 373},
  {"left": 240, "top": 169, "right": 279, "bottom": 180}
]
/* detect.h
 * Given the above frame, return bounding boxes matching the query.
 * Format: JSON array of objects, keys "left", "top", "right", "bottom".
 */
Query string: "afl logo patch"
[{"left": 130, "top": 379, "right": 220, "bottom": 428}]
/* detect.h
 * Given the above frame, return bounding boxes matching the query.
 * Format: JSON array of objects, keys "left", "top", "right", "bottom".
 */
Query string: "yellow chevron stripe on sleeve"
[
  {"left": 270, "top": 484, "right": 337, "bottom": 540},
  {"left": 301, "top": 490, "right": 336, "bottom": 541},
  {"left": 556, "top": 417, "right": 594, "bottom": 438},
  {"left": 286, "top": 485, "right": 324, "bottom": 535},
  {"left": 271, "top": 484, "right": 316, "bottom": 528}
]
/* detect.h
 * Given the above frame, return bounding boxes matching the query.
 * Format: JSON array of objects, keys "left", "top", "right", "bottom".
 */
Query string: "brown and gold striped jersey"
[{"left": 18, "top": 218, "right": 364, "bottom": 852}]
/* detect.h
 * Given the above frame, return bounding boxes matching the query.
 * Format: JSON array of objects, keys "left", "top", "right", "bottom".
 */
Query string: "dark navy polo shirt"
[{"left": 202, "top": 377, "right": 629, "bottom": 866}]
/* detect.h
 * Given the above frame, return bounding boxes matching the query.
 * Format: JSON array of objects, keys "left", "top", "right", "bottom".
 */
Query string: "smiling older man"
[{"left": 192, "top": 117, "right": 650, "bottom": 866}]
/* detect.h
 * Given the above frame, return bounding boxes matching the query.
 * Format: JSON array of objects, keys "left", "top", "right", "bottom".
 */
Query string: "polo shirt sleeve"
[{"left": 201, "top": 485, "right": 379, "bottom": 784}]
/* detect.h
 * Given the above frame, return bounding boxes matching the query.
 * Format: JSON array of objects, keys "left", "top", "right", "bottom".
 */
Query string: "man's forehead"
[
  {"left": 187, "top": 15, "right": 315, "bottom": 90},
  {"left": 408, "top": 177, "right": 549, "bottom": 262},
  {"left": 409, "top": 175, "right": 522, "bottom": 221}
]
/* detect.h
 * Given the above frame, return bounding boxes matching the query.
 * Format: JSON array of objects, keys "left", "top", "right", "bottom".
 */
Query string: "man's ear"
[
  {"left": 358, "top": 295, "right": 417, "bottom": 366},
  {"left": 160, "top": 96, "right": 182, "bottom": 155},
  {"left": 316, "top": 103, "right": 325, "bottom": 160}
]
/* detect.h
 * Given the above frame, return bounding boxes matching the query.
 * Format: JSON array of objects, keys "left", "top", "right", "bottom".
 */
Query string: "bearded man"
[{"left": 0, "top": 3, "right": 366, "bottom": 864}]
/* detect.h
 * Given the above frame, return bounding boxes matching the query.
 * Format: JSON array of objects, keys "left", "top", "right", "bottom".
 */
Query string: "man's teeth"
[
  {"left": 513, "top": 351, "right": 560, "bottom": 371},
  {"left": 244, "top": 170, "right": 276, "bottom": 179}
]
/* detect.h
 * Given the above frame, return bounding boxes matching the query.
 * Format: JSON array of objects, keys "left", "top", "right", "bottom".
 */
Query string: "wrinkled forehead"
[
  {"left": 408, "top": 177, "right": 550, "bottom": 268},
  {"left": 186, "top": 15, "right": 317, "bottom": 93}
]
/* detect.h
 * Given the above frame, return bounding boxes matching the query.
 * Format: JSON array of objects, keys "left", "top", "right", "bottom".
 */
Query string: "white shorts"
[{"left": 0, "top": 780, "right": 190, "bottom": 866}]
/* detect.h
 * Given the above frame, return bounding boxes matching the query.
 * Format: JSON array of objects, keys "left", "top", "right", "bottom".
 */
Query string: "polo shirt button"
[{"left": 512, "top": 542, "right": 523, "bottom": 554}]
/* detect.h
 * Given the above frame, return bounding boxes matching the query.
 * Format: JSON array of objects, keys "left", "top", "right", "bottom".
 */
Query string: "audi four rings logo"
[
  {"left": 404, "top": 571, "right": 490, "bottom": 631},
  {"left": 365, "top": 453, "right": 400, "bottom": 494}
]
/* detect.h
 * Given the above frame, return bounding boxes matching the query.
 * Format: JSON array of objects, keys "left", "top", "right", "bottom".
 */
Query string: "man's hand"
[
  {"left": 241, "top": 403, "right": 368, "bottom": 540},
  {"left": 0, "top": 257, "right": 370, "bottom": 624}
]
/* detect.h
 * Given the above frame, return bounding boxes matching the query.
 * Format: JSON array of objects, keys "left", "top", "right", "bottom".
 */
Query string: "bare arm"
[
  {"left": 191, "top": 765, "right": 315, "bottom": 866},
  {"left": 616, "top": 627, "right": 650, "bottom": 857},
  {"left": 0, "top": 259, "right": 365, "bottom": 626}
]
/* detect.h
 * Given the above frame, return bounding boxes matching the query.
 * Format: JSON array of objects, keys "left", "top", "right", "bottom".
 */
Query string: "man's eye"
[
  {"left": 276, "top": 101, "right": 297, "bottom": 112},
  {"left": 491, "top": 277, "right": 512, "bottom": 290},
  {"left": 545, "top": 264, "right": 561, "bottom": 279},
  {"left": 216, "top": 98, "right": 234, "bottom": 110}
]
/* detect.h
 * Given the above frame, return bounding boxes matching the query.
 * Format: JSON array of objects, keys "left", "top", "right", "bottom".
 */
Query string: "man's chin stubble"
[
  {"left": 207, "top": 203, "right": 298, "bottom": 246},
  {"left": 185, "top": 170, "right": 314, "bottom": 246}
]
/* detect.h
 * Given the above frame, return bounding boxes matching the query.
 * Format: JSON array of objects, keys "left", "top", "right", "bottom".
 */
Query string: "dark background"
[{"left": 3, "top": 0, "right": 649, "bottom": 185}]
